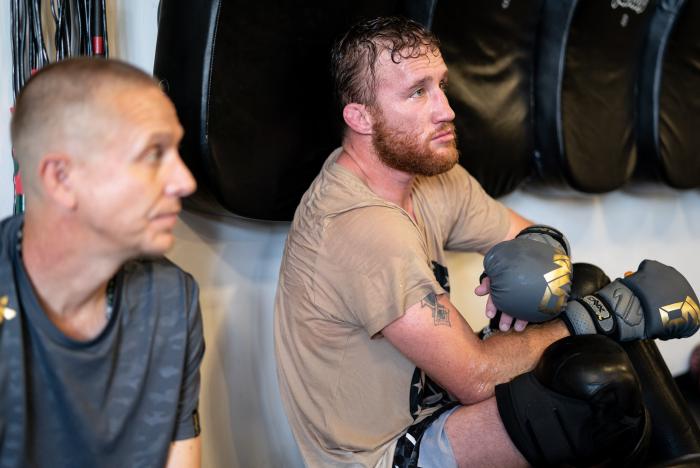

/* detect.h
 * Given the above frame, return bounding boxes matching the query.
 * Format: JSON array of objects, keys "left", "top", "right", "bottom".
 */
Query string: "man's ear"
[
  {"left": 342, "top": 103, "right": 374, "bottom": 135},
  {"left": 37, "top": 153, "right": 77, "bottom": 209}
]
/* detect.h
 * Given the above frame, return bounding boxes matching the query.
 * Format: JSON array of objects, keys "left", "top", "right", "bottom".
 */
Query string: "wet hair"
[
  {"left": 330, "top": 16, "right": 440, "bottom": 109},
  {"left": 10, "top": 58, "right": 159, "bottom": 188}
]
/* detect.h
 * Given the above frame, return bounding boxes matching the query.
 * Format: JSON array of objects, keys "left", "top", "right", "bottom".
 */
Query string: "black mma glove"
[
  {"left": 483, "top": 225, "right": 572, "bottom": 323},
  {"left": 563, "top": 259, "right": 700, "bottom": 341},
  {"left": 569, "top": 262, "right": 611, "bottom": 300}
]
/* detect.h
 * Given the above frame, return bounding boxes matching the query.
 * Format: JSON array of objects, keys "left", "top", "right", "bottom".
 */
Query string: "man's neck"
[
  {"left": 337, "top": 139, "right": 416, "bottom": 219},
  {"left": 21, "top": 215, "right": 123, "bottom": 340}
]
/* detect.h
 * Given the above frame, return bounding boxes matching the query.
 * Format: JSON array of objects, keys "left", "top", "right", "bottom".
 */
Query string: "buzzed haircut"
[
  {"left": 10, "top": 58, "right": 159, "bottom": 184},
  {"left": 330, "top": 16, "right": 440, "bottom": 109}
]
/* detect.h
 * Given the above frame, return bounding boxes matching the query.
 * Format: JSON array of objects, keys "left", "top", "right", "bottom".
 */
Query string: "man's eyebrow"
[
  {"left": 148, "top": 129, "right": 183, "bottom": 144},
  {"left": 406, "top": 70, "right": 448, "bottom": 90},
  {"left": 407, "top": 77, "right": 430, "bottom": 90}
]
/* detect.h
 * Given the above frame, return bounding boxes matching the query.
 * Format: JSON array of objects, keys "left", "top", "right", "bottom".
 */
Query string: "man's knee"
[{"left": 495, "top": 334, "right": 649, "bottom": 467}]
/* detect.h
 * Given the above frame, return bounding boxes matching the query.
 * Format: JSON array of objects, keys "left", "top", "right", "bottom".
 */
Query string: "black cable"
[
  {"left": 51, "top": 0, "right": 71, "bottom": 61},
  {"left": 77, "top": 0, "right": 91, "bottom": 55},
  {"left": 29, "top": 0, "right": 45, "bottom": 71},
  {"left": 63, "top": 0, "right": 72, "bottom": 57},
  {"left": 27, "top": 1, "right": 34, "bottom": 72},
  {"left": 11, "top": 0, "right": 110, "bottom": 94},
  {"left": 50, "top": 0, "right": 62, "bottom": 59},
  {"left": 10, "top": 0, "right": 20, "bottom": 99},
  {"left": 100, "top": 0, "right": 108, "bottom": 57},
  {"left": 18, "top": 0, "right": 29, "bottom": 94}
]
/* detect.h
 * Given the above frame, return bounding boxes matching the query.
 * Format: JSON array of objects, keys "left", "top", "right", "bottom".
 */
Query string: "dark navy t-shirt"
[{"left": 0, "top": 215, "right": 205, "bottom": 468}]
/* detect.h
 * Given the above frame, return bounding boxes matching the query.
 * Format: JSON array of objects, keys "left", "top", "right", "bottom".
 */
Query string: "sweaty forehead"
[{"left": 374, "top": 48, "right": 447, "bottom": 85}]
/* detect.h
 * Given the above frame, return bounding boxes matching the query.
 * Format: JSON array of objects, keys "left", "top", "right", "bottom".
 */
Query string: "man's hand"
[
  {"left": 563, "top": 260, "right": 699, "bottom": 341},
  {"left": 482, "top": 235, "right": 572, "bottom": 325},
  {"left": 478, "top": 224, "right": 571, "bottom": 332},
  {"left": 475, "top": 275, "right": 528, "bottom": 332}
]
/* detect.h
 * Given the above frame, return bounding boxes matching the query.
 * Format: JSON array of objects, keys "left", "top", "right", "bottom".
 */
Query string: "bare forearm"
[
  {"left": 503, "top": 210, "right": 533, "bottom": 242},
  {"left": 383, "top": 294, "right": 570, "bottom": 407},
  {"left": 459, "top": 320, "right": 570, "bottom": 404},
  {"left": 165, "top": 436, "right": 201, "bottom": 468}
]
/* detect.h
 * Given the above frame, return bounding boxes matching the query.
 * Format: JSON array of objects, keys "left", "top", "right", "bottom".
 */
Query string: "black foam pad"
[
  {"left": 426, "top": 0, "right": 542, "bottom": 198},
  {"left": 154, "top": 1, "right": 406, "bottom": 220},
  {"left": 622, "top": 339, "right": 700, "bottom": 464},
  {"left": 636, "top": 0, "right": 700, "bottom": 189},
  {"left": 534, "top": 0, "right": 653, "bottom": 192}
]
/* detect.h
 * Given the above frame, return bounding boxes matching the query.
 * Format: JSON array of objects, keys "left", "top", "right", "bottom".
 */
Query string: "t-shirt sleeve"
[
  {"left": 173, "top": 274, "right": 205, "bottom": 441},
  {"left": 313, "top": 207, "right": 444, "bottom": 337},
  {"left": 441, "top": 165, "right": 510, "bottom": 252}
]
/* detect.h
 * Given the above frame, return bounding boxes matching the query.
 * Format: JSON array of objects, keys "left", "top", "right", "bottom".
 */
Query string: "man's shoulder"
[
  {"left": 330, "top": 204, "right": 411, "bottom": 230},
  {"left": 323, "top": 205, "right": 425, "bottom": 258},
  {"left": 296, "top": 154, "right": 385, "bottom": 220}
]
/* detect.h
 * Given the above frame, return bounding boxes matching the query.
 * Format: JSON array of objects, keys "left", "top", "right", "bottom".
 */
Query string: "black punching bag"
[
  {"left": 154, "top": 0, "right": 405, "bottom": 221},
  {"left": 636, "top": 0, "right": 700, "bottom": 189},
  {"left": 534, "top": 0, "right": 653, "bottom": 192},
  {"left": 623, "top": 340, "right": 700, "bottom": 465},
  {"left": 416, "top": 0, "right": 541, "bottom": 198}
]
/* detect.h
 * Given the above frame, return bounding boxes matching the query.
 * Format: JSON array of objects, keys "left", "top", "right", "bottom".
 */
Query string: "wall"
[
  {"left": 0, "top": 2, "right": 14, "bottom": 217},
  {"left": 1, "top": 2, "right": 699, "bottom": 467}
]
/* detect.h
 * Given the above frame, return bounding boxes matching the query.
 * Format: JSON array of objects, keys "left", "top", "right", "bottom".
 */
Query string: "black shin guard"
[{"left": 495, "top": 335, "right": 649, "bottom": 467}]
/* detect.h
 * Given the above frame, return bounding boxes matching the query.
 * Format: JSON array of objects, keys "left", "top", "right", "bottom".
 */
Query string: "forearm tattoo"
[{"left": 421, "top": 292, "right": 451, "bottom": 327}]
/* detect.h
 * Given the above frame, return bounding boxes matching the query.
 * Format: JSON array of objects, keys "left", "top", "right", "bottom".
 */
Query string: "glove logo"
[
  {"left": 0, "top": 296, "right": 17, "bottom": 324},
  {"left": 539, "top": 254, "right": 572, "bottom": 315},
  {"left": 583, "top": 296, "right": 610, "bottom": 321},
  {"left": 659, "top": 296, "right": 700, "bottom": 328}
]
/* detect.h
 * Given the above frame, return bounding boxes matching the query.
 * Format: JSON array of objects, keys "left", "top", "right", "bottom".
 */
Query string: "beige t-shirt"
[{"left": 274, "top": 148, "right": 510, "bottom": 467}]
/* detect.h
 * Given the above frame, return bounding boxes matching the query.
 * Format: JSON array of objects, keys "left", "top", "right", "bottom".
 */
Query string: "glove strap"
[
  {"left": 576, "top": 295, "right": 618, "bottom": 337},
  {"left": 562, "top": 299, "right": 606, "bottom": 336},
  {"left": 517, "top": 225, "right": 570, "bottom": 255},
  {"left": 563, "top": 280, "right": 646, "bottom": 341}
]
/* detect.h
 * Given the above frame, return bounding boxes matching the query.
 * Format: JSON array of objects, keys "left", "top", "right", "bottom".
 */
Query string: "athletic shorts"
[{"left": 392, "top": 403, "right": 459, "bottom": 468}]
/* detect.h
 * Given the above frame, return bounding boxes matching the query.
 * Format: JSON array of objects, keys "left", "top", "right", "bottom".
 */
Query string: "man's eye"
[
  {"left": 143, "top": 147, "right": 164, "bottom": 164},
  {"left": 439, "top": 81, "right": 449, "bottom": 91},
  {"left": 411, "top": 88, "right": 425, "bottom": 98}
]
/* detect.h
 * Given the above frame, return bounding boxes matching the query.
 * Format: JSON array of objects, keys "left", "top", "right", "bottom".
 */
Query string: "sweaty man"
[
  {"left": 0, "top": 58, "right": 204, "bottom": 467},
  {"left": 274, "top": 17, "right": 572, "bottom": 468}
]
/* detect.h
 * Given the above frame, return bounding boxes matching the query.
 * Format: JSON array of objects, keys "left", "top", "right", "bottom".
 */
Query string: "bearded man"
[{"left": 274, "top": 16, "right": 658, "bottom": 468}]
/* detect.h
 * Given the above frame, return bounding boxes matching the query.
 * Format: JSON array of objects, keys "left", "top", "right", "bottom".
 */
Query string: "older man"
[{"left": 0, "top": 58, "right": 203, "bottom": 467}]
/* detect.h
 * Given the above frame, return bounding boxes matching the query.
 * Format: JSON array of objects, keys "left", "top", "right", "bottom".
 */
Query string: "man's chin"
[
  {"left": 422, "top": 148, "right": 458, "bottom": 176},
  {"left": 432, "top": 141, "right": 458, "bottom": 159},
  {"left": 140, "top": 233, "right": 176, "bottom": 257}
]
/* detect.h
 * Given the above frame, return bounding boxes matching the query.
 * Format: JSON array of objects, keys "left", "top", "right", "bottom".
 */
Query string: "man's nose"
[
  {"left": 433, "top": 88, "right": 456, "bottom": 124},
  {"left": 165, "top": 153, "right": 197, "bottom": 197}
]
